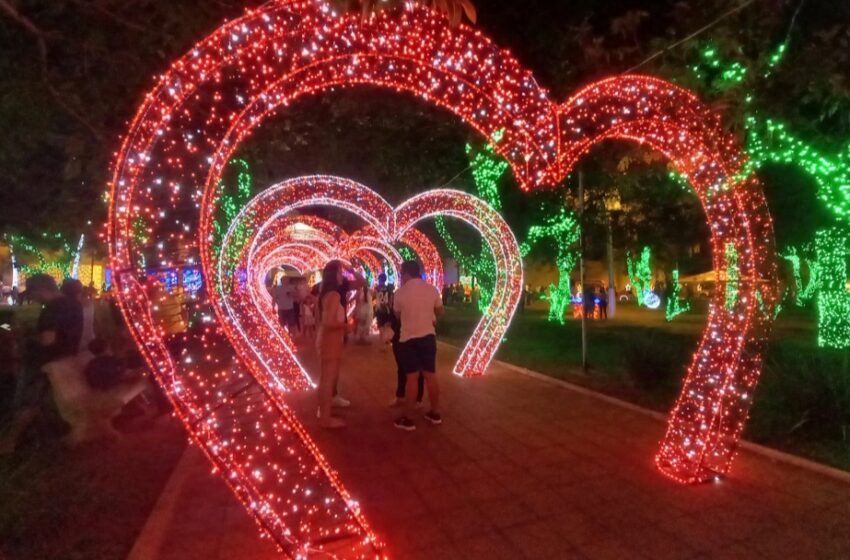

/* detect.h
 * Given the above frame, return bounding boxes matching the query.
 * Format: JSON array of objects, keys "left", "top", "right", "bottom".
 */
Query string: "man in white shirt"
[{"left": 392, "top": 260, "right": 443, "bottom": 431}]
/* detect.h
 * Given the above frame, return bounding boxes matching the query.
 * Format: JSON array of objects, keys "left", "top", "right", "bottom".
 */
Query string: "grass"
[
  {"left": 0, "top": 417, "right": 186, "bottom": 560},
  {"left": 436, "top": 300, "right": 850, "bottom": 471}
]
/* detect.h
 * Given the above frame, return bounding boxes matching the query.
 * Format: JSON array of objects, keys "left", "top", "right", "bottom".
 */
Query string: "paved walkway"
[{"left": 129, "top": 340, "right": 850, "bottom": 559}]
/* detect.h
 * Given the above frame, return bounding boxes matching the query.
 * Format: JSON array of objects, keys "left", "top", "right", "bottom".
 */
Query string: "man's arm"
[{"left": 434, "top": 288, "right": 444, "bottom": 317}]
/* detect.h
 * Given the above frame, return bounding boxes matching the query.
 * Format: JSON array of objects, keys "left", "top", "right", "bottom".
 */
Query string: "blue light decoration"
[
  {"left": 644, "top": 290, "right": 661, "bottom": 310},
  {"left": 182, "top": 267, "right": 204, "bottom": 294}
]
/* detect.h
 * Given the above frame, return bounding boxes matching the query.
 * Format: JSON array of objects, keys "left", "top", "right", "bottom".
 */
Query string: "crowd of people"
[
  {"left": 0, "top": 258, "right": 447, "bottom": 452},
  {"left": 0, "top": 274, "right": 162, "bottom": 454},
  {"left": 270, "top": 260, "right": 444, "bottom": 432}
]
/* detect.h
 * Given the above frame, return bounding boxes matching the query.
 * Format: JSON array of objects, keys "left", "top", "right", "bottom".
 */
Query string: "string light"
[
  {"left": 8, "top": 232, "right": 84, "bottom": 282},
  {"left": 520, "top": 208, "right": 580, "bottom": 323},
  {"left": 814, "top": 228, "right": 850, "bottom": 349},
  {"left": 218, "top": 175, "right": 521, "bottom": 381},
  {"left": 666, "top": 269, "right": 690, "bottom": 321},
  {"left": 105, "top": 5, "right": 780, "bottom": 544},
  {"left": 626, "top": 247, "right": 653, "bottom": 307}
]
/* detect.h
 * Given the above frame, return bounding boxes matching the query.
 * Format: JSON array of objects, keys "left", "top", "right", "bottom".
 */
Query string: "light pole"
[{"left": 578, "top": 170, "right": 587, "bottom": 372}]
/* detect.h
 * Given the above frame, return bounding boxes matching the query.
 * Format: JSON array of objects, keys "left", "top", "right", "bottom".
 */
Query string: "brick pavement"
[{"left": 128, "top": 340, "right": 850, "bottom": 559}]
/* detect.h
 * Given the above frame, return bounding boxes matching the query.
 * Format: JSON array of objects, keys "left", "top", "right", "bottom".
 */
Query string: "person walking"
[
  {"left": 316, "top": 261, "right": 364, "bottom": 428},
  {"left": 392, "top": 261, "right": 443, "bottom": 431}
]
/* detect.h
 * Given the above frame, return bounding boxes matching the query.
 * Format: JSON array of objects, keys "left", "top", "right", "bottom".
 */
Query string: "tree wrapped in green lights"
[
  {"left": 437, "top": 131, "right": 581, "bottom": 319},
  {"left": 814, "top": 228, "right": 850, "bottom": 348},
  {"left": 780, "top": 245, "right": 819, "bottom": 307},
  {"left": 626, "top": 247, "right": 652, "bottom": 306},
  {"left": 435, "top": 131, "right": 507, "bottom": 312},
  {"left": 212, "top": 159, "right": 255, "bottom": 284},
  {"left": 665, "top": 269, "right": 690, "bottom": 321},
  {"left": 7, "top": 232, "right": 82, "bottom": 280},
  {"left": 520, "top": 209, "right": 580, "bottom": 324},
  {"left": 688, "top": 41, "right": 850, "bottom": 348}
]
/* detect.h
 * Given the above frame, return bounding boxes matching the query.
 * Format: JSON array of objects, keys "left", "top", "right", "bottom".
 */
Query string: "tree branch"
[
  {"left": 0, "top": 0, "right": 104, "bottom": 141},
  {"left": 66, "top": 0, "right": 147, "bottom": 33}
]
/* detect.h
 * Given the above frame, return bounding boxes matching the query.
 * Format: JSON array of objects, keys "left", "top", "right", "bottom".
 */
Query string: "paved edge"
[
  {"left": 438, "top": 341, "right": 850, "bottom": 486},
  {"left": 127, "top": 342, "right": 850, "bottom": 558},
  {"left": 126, "top": 446, "right": 197, "bottom": 560}
]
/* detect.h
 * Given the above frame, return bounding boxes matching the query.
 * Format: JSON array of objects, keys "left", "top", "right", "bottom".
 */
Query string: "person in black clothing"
[
  {"left": 32, "top": 275, "right": 83, "bottom": 364},
  {"left": 0, "top": 274, "right": 83, "bottom": 454}
]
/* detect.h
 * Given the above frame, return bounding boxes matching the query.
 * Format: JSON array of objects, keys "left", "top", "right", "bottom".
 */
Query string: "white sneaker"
[{"left": 332, "top": 395, "right": 351, "bottom": 408}]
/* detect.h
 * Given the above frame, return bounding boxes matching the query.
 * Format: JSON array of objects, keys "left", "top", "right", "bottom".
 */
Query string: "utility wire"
[{"left": 624, "top": 0, "right": 758, "bottom": 73}]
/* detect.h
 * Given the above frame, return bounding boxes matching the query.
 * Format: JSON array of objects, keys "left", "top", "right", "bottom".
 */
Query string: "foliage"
[
  {"left": 754, "top": 345, "right": 850, "bottom": 443},
  {"left": 622, "top": 329, "right": 690, "bottom": 395}
]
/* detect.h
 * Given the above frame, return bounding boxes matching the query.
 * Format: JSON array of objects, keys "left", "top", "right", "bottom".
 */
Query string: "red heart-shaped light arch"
[
  {"left": 217, "top": 175, "right": 522, "bottom": 383},
  {"left": 107, "top": 0, "right": 778, "bottom": 555}
]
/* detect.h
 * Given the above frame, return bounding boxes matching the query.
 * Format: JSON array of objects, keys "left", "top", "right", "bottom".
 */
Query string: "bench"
[{"left": 43, "top": 354, "right": 147, "bottom": 447}]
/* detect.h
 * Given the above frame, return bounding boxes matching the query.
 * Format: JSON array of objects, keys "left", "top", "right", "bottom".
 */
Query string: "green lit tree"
[
  {"left": 520, "top": 209, "right": 580, "bottom": 324},
  {"left": 665, "top": 269, "right": 690, "bottom": 321},
  {"left": 626, "top": 246, "right": 652, "bottom": 307}
]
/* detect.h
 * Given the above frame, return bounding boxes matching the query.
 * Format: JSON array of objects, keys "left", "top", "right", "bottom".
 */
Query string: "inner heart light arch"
[
  {"left": 218, "top": 175, "right": 522, "bottom": 384},
  {"left": 107, "top": 0, "right": 779, "bottom": 554}
]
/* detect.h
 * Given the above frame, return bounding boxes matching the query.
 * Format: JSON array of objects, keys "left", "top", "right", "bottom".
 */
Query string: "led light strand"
[{"left": 666, "top": 269, "right": 690, "bottom": 321}]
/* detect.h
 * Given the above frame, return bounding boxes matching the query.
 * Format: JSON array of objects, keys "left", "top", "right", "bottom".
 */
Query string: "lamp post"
[
  {"left": 604, "top": 193, "right": 622, "bottom": 319},
  {"left": 578, "top": 170, "right": 587, "bottom": 372}
]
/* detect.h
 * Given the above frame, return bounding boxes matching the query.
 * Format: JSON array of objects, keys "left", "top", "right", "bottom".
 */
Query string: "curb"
[
  {"left": 439, "top": 341, "right": 850, "bottom": 486},
  {"left": 126, "top": 447, "right": 196, "bottom": 560}
]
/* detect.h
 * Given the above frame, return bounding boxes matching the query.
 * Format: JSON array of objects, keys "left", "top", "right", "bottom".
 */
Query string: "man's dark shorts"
[{"left": 397, "top": 334, "right": 437, "bottom": 375}]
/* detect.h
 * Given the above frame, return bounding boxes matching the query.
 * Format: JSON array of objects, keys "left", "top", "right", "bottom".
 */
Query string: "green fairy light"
[
  {"left": 780, "top": 246, "right": 819, "bottom": 306},
  {"left": 438, "top": 130, "right": 581, "bottom": 319},
  {"left": 814, "top": 227, "right": 850, "bottom": 349},
  {"left": 8, "top": 232, "right": 81, "bottom": 279},
  {"left": 212, "top": 159, "right": 256, "bottom": 292},
  {"left": 665, "top": 269, "right": 690, "bottom": 321},
  {"left": 436, "top": 130, "right": 507, "bottom": 312},
  {"left": 626, "top": 247, "right": 652, "bottom": 307},
  {"left": 520, "top": 208, "right": 580, "bottom": 323},
  {"left": 724, "top": 243, "right": 739, "bottom": 311},
  {"left": 397, "top": 245, "right": 416, "bottom": 262}
]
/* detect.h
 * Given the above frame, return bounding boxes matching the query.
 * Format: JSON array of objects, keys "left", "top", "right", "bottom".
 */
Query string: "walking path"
[{"left": 129, "top": 340, "right": 850, "bottom": 559}]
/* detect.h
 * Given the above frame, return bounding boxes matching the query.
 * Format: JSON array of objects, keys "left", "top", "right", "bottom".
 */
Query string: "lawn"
[
  {"left": 436, "top": 300, "right": 850, "bottom": 471},
  {"left": 0, "top": 417, "right": 186, "bottom": 560}
]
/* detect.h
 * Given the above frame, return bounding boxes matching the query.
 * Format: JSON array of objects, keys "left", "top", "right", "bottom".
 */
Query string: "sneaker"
[
  {"left": 332, "top": 395, "right": 351, "bottom": 408},
  {"left": 394, "top": 417, "right": 416, "bottom": 431},
  {"left": 424, "top": 411, "right": 442, "bottom": 425}
]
